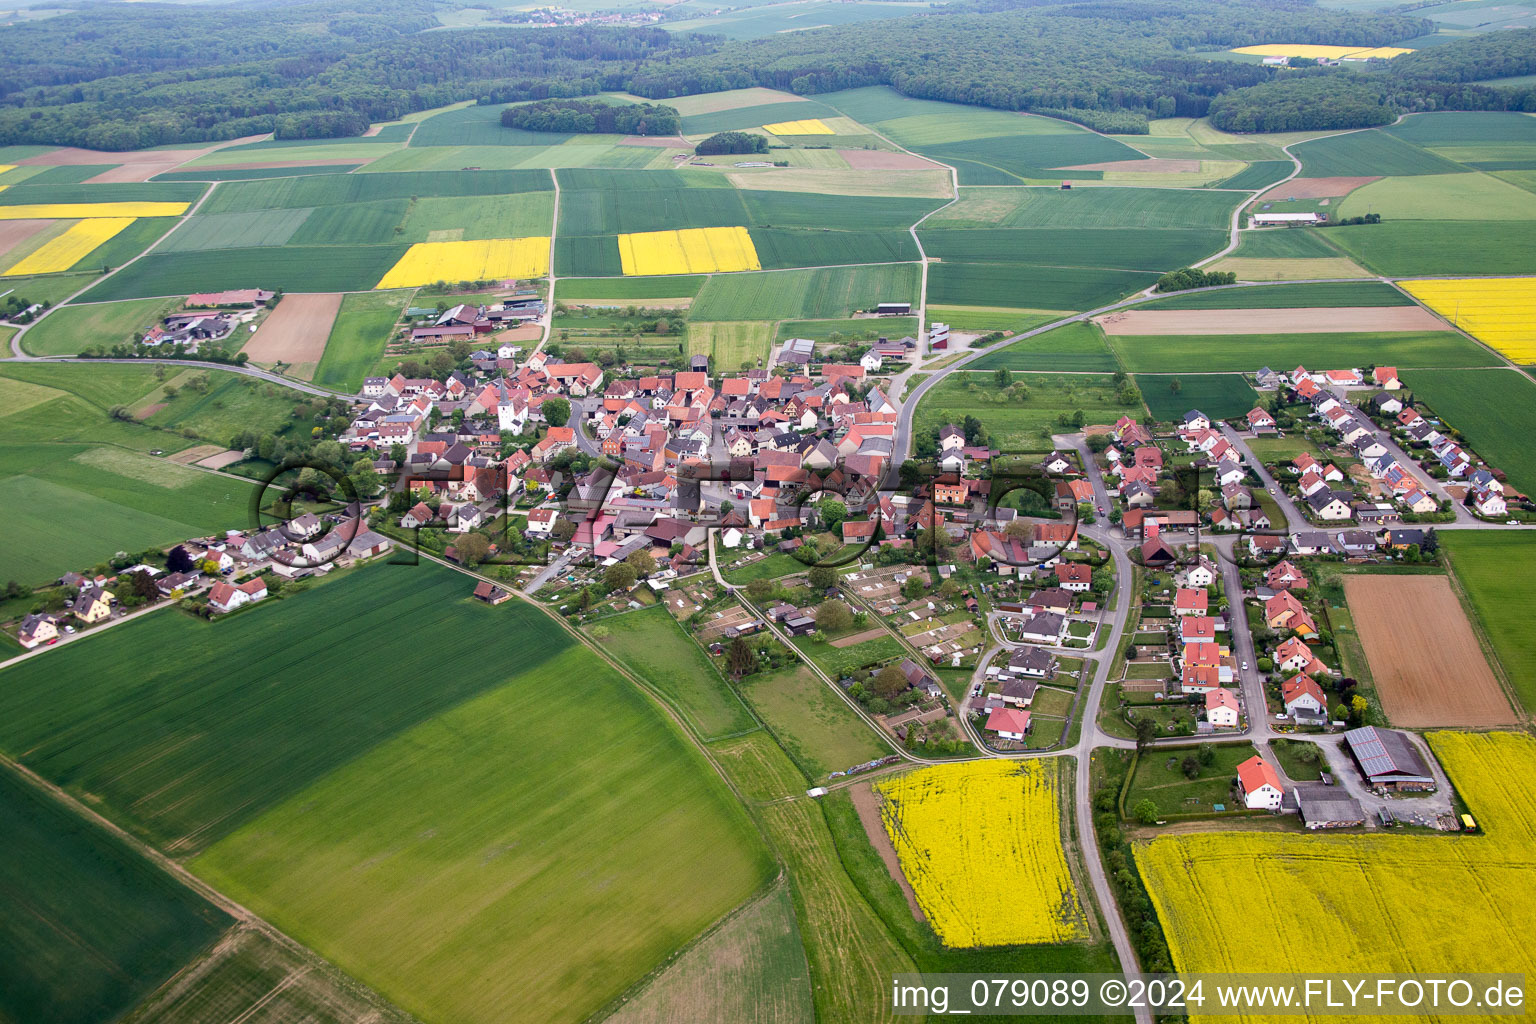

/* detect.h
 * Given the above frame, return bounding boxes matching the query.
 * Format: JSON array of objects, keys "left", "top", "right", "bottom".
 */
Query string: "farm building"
[
  {"left": 876, "top": 301, "right": 912, "bottom": 315},
  {"left": 778, "top": 337, "right": 815, "bottom": 365},
  {"left": 1250, "top": 212, "right": 1324, "bottom": 227},
  {"left": 1296, "top": 789, "right": 1366, "bottom": 829},
  {"left": 1344, "top": 727, "right": 1436, "bottom": 790}
]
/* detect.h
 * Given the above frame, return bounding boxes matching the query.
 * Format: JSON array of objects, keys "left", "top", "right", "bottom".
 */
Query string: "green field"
[
  {"left": 688, "top": 320, "right": 774, "bottom": 369},
  {"left": 0, "top": 770, "right": 230, "bottom": 1024},
  {"left": 1441, "top": 531, "right": 1536, "bottom": 713},
  {"left": 82, "top": 245, "right": 409, "bottom": 300},
  {"left": 313, "top": 289, "right": 409, "bottom": 391},
  {"left": 919, "top": 227, "right": 1227, "bottom": 271},
  {"left": 1293, "top": 130, "right": 1465, "bottom": 177},
  {"left": 916, "top": 370, "right": 1142, "bottom": 447},
  {"left": 736, "top": 664, "right": 891, "bottom": 778},
  {"left": 557, "top": 275, "right": 706, "bottom": 301},
  {"left": 79, "top": 216, "right": 180, "bottom": 272},
  {"left": 691, "top": 264, "right": 919, "bottom": 321},
  {"left": 154, "top": 164, "right": 364, "bottom": 182},
  {"left": 925, "top": 306, "right": 1063, "bottom": 334},
  {"left": 680, "top": 99, "right": 842, "bottom": 135},
  {"left": 1110, "top": 330, "right": 1492, "bottom": 373},
  {"left": 157, "top": 209, "right": 315, "bottom": 253},
  {"left": 932, "top": 260, "right": 1161, "bottom": 311},
  {"left": 19, "top": 296, "right": 181, "bottom": 355},
  {"left": 201, "top": 169, "right": 553, "bottom": 214},
  {"left": 969, "top": 321, "right": 1118, "bottom": 371},
  {"left": 751, "top": 227, "right": 918, "bottom": 269},
  {"left": 1216, "top": 160, "right": 1294, "bottom": 190},
  {"left": 193, "top": 642, "right": 772, "bottom": 1024},
  {"left": 927, "top": 187, "right": 1239, "bottom": 230},
  {"left": 1325, "top": 220, "right": 1536, "bottom": 276},
  {"left": 0, "top": 180, "right": 206, "bottom": 206},
  {"left": 792, "top": 633, "right": 905, "bottom": 678},
  {"left": 144, "top": 371, "right": 300, "bottom": 442},
  {"left": 601, "top": 605, "right": 758, "bottom": 740},
  {"left": 1386, "top": 110, "right": 1536, "bottom": 147},
  {"left": 1338, "top": 171, "right": 1536, "bottom": 221},
  {"left": 1139, "top": 280, "right": 1411, "bottom": 309},
  {"left": 0, "top": 271, "right": 97, "bottom": 306},
  {"left": 608, "top": 883, "right": 813, "bottom": 1024},
  {"left": 0, "top": 564, "right": 573, "bottom": 851},
  {"left": 1231, "top": 227, "right": 1342, "bottom": 258},
  {"left": 775, "top": 316, "right": 918, "bottom": 344},
  {"left": 1402, "top": 368, "right": 1536, "bottom": 495},
  {"left": 1137, "top": 373, "right": 1259, "bottom": 421}
]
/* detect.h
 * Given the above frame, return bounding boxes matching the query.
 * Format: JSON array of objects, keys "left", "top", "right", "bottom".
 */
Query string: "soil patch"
[
  {"left": 1344, "top": 574, "right": 1516, "bottom": 727},
  {"left": 167, "top": 444, "right": 225, "bottom": 465},
  {"left": 848, "top": 782, "right": 924, "bottom": 921},
  {"left": 1256, "top": 176, "right": 1379, "bottom": 202},
  {"left": 619, "top": 135, "right": 693, "bottom": 148},
  {"left": 1060, "top": 158, "right": 1201, "bottom": 173},
  {"left": 241, "top": 292, "right": 342, "bottom": 374},
  {"left": 134, "top": 402, "right": 166, "bottom": 419},
  {"left": 829, "top": 627, "right": 891, "bottom": 648},
  {"left": 0, "top": 218, "right": 52, "bottom": 263},
  {"left": 839, "top": 149, "right": 939, "bottom": 170},
  {"left": 195, "top": 449, "right": 247, "bottom": 470},
  {"left": 1095, "top": 305, "right": 1448, "bottom": 336},
  {"left": 20, "top": 146, "right": 215, "bottom": 167}
]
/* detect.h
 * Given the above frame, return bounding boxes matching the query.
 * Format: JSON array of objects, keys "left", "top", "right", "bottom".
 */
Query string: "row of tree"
[{"left": 694, "top": 131, "right": 769, "bottom": 155}]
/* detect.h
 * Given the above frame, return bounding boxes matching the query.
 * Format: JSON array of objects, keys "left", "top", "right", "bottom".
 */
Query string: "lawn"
[
  {"left": 19, "top": 295, "right": 181, "bottom": 355},
  {"left": 601, "top": 605, "right": 759, "bottom": 740},
  {"left": 969, "top": 321, "right": 1119, "bottom": 372},
  {"left": 1441, "top": 532, "right": 1536, "bottom": 713},
  {"left": 0, "top": 563, "right": 574, "bottom": 852},
  {"left": 1111, "top": 330, "right": 1491, "bottom": 373},
  {"left": 313, "top": 289, "right": 409, "bottom": 391},
  {"left": 1125, "top": 742, "right": 1260, "bottom": 817},
  {"left": 916, "top": 371, "right": 1143, "bottom": 447},
  {"left": 793, "top": 632, "right": 905, "bottom": 678},
  {"left": 736, "top": 664, "right": 891, "bottom": 778},
  {"left": 691, "top": 264, "right": 920, "bottom": 321},
  {"left": 1139, "top": 280, "right": 1411, "bottom": 309},
  {"left": 1268, "top": 737, "right": 1328, "bottom": 782},
  {"left": 0, "top": 770, "right": 230, "bottom": 1024},
  {"left": 1402, "top": 368, "right": 1536, "bottom": 495},
  {"left": 193, "top": 643, "right": 773, "bottom": 1024}
]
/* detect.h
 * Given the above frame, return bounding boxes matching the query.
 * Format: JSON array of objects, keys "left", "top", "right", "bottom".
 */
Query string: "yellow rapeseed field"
[
  {"left": 1230, "top": 44, "right": 1414, "bottom": 59},
  {"left": 2, "top": 217, "right": 135, "bottom": 276},
  {"left": 0, "top": 201, "right": 188, "bottom": 219},
  {"left": 375, "top": 236, "right": 549, "bottom": 289},
  {"left": 1401, "top": 277, "right": 1536, "bottom": 361},
  {"left": 876, "top": 759, "right": 1088, "bottom": 947},
  {"left": 761, "top": 118, "right": 835, "bottom": 136},
  {"left": 1137, "top": 731, "right": 1536, "bottom": 1022},
  {"left": 617, "top": 226, "right": 760, "bottom": 276}
]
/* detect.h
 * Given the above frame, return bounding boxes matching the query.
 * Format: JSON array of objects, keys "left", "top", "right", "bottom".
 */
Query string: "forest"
[
  {"left": 502, "top": 98, "right": 681, "bottom": 134},
  {"left": 1, "top": 0, "right": 1533, "bottom": 148},
  {"left": 695, "top": 131, "right": 770, "bottom": 155}
]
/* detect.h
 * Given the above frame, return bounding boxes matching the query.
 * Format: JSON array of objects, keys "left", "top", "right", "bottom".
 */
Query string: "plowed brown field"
[{"left": 1095, "top": 305, "right": 1448, "bottom": 335}]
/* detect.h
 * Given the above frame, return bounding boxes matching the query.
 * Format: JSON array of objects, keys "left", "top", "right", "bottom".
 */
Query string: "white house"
[
  {"left": 526, "top": 508, "right": 558, "bottom": 536},
  {"left": 1205, "top": 687, "right": 1240, "bottom": 728},
  {"left": 859, "top": 350, "right": 883, "bottom": 372},
  {"left": 1237, "top": 755, "right": 1285, "bottom": 809},
  {"left": 1282, "top": 676, "right": 1328, "bottom": 718}
]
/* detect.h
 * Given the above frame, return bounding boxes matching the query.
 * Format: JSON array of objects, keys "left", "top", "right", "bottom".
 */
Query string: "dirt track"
[
  {"left": 1344, "top": 575, "right": 1516, "bottom": 727},
  {"left": 849, "top": 782, "right": 924, "bottom": 920},
  {"left": 1094, "top": 305, "right": 1448, "bottom": 336},
  {"left": 241, "top": 293, "right": 342, "bottom": 374},
  {"left": 1256, "top": 176, "right": 1379, "bottom": 201}
]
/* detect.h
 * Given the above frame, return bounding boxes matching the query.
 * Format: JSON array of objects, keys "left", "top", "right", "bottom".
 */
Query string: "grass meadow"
[
  {"left": 193, "top": 643, "right": 773, "bottom": 1024},
  {"left": 915, "top": 371, "right": 1142, "bottom": 447},
  {"left": 688, "top": 320, "right": 774, "bottom": 370},
  {"left": 313, "top": 289, "right": 409, "bottom": 390},
  {"left": 1441, "top": 532, "right": 1536, "bottom": 713},
  {"left": 736, "top": 663, "right": 891, "bottom": 778},
  {"left": 1402, "top": 367, "right": 1536, "bottom": 495},
  {"left": 1110, "top": 330, "right": 1492, "bottom": 373},
  {"left": 0, "top": 770, "right": 230, "bottom": 1024},
  {"left": 969, "top": 321, "right": 1118, "bottom": 372},
  {"left": 793, "top": 633, "right": 906, "bottom": 678},
  {"left": 19, "top": 295, "right": 182, "bottom": 355},
  {"left": 1139, "top": 280, "right": 1410, "bottom": 309},
  {"left": 691, "top": 264, "right": 919, "bottom": 321},
  {"left": 601, "top": 605, "right": 759, "bottom": 739}
]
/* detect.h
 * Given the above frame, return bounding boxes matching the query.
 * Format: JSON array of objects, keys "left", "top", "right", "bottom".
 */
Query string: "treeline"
[
  {"left": 502, "top": 97, "right": 681, "bottom": 134},
  {"left": 695, "top": 131, "right": 769, "bottom": 154},
  {"left": 1207, "top": 74, "right": 1398, "bottom": 132},
  {"left": 1155, "top": 267, "right": 1236, "bottom": 292}
]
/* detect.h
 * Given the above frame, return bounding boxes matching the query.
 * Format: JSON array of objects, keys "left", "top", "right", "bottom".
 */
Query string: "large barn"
[{"left": 1344, "top": 726, "right": 1437, "bottom": 790}]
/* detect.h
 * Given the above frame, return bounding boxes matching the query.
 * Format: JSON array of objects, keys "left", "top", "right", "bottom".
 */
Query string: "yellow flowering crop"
[
  {"left": 617, "top": 226, "right": 760, "bottom": 276},
  {"left": 1401, "top": 277, "right": 1536, "bottom": 361},
  {"left": 1231, "top": 44, "right": 1413, "bottom": 59},
  {"left": 761, "top": 118, "right": 835, "bottom": 136},
  {"left": 1137, "top": 731, "right": 1536, "bottom": 1022},
  {"left": 876, "top": 760, "right": 1088, "bottom": 947},
  {"left": 3, "top": 218, "right": 135, "bottom": 276},
  {"left": 376, "top": 236, "right": 549, "bottom": 289},
  {"left": 0, "top": 202, "right": 188, "bottom": 219}
]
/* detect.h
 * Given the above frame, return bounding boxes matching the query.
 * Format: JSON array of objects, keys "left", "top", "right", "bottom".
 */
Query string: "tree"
[
  {"left": 807, "top": 565, "right": 837, "bottom": 591},
  {"left": 901, "top": 576, "right": 925, "bottom": 600},
  {"left": 745, "top": 578, "right": 774, "bottom": 601},
  {"left": 1333, "top": 703, "right": 1349, "bottom": 722},
  {"left": 994, "top": 367, "right": 1014, "bottom": 388},
  {"left": 726, "top": 637, "right": 756, "bottom": 677},
  {"left": 1169, "top": 378, "right": 1182, "bottom": 395},
  {"left": 1134, "top": 798, "right": 1159, "bottom": 825},
  {"left": 626, "top": 549, "right": 657, "bottom": 576},
  {"left": 871, "top": 664, "right": 909, "bottom": 699},
  {"left": 817, "top": 497, "right": 848, "bottom": 533},
  {"left": 166, "top": 545, "right": 194, "bottom": 573},
  {"left": 543, "top": 397, "right": 571, "bottom": 428},
  {"left": 349, "top": 460, "right": 380, "bottom": 497},
  {"left": 456, "top": 533, "right": 490, "bottom": 565},
  {"left": 1004, "top": 519, "right": 1035, "bottom": 544},
  {"left": 1134, "top": 714, "right": 1158, "bottom": 750},
  {"left": 1181, "top": 755, "right": 1201, "bottom": 779},
  {"left": 1198, "top": 742, "right": 1216, "bottom": 766},
  {"left": 815, "top": 599, "right": 853, "bottom": 633},
  {"left": 603, "top": 562, "right": 638, "bottom": 592}
]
